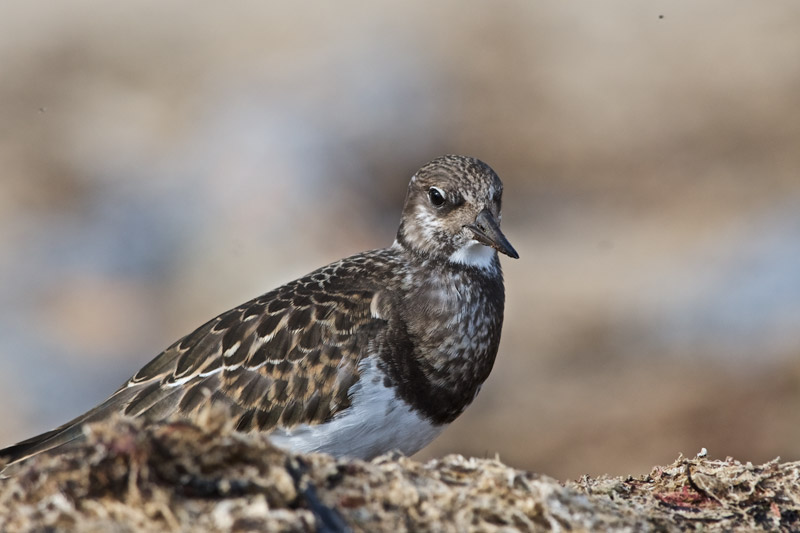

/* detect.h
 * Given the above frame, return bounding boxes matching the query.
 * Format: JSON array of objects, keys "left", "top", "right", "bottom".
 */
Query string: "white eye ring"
[{"left": 428, "top": 187, "right": 446, "bottom": 207}]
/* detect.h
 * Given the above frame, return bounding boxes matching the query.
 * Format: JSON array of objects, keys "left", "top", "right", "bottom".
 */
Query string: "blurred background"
[{"left": 1, "top": 1, "right": 799, "bottom": 480}]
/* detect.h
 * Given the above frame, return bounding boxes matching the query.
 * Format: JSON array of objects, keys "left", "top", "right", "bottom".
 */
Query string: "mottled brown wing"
[
  {"left": 124, "top": 282, "right": 381, "bottom": 431},
  {"left": 0, "top": 268, "right": 387, "bottom": 464}
]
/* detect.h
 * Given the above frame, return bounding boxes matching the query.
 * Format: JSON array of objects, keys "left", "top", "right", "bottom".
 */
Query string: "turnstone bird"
[{"left": 0, "top": 155, "right": 518, "bottom": 467}]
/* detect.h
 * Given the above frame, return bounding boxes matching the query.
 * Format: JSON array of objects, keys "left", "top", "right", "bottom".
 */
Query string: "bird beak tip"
[{"left": 467, "top": 209, "right": 519, "bottom": 260}]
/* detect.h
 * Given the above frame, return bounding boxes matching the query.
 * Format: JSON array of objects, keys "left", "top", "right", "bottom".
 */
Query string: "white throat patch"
[{"left": 449, "top": 240, "right": 497, "bottom": 270}]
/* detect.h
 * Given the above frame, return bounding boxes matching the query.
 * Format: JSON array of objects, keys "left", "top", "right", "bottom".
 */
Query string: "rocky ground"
[{"left": 2, "top": 412, "right": 798, "bottom": 532}]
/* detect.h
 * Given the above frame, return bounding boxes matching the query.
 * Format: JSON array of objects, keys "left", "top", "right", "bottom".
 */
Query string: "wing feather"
[{"left": 0, "top": 257, "right": 393, "bottom": 465}]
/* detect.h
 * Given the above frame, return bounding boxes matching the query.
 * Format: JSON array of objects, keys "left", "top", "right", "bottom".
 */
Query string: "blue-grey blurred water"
[{"left": 655, "top": 203, "right": 800, "bottom": 361}]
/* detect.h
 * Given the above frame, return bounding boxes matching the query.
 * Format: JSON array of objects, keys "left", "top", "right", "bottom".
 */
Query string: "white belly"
[{"left": 267, "top": 359, "right": 443, "bottom": 459}]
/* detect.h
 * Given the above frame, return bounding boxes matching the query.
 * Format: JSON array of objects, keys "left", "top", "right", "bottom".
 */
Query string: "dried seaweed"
[{"left": 1, "top": 412, "right": 798, "bottom": 532}]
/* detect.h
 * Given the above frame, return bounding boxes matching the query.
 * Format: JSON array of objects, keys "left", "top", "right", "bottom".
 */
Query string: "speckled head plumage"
[
  {"left": 0, "top": 154, "right": 517, "bottom": 468},
  {"left": 396, "top": 155, "right": 518, "bottom": 268}
]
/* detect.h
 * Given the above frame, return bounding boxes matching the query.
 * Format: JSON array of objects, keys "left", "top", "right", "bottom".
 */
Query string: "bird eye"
[{"left": 428, "top": 187, "right": 446, "bottom": 207}]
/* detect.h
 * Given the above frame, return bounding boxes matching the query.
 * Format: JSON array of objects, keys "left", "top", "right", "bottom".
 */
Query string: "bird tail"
[
  {"left": 0, "top": 412, "right": 95, "bottom": 468},
  {"left": 0, "top": 379, "right": 170, "bottom": 469}
]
